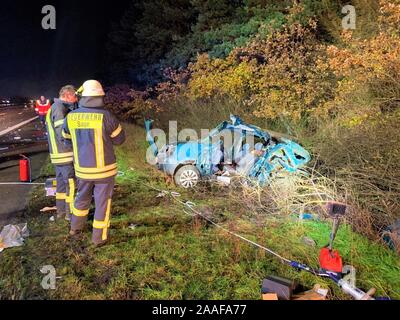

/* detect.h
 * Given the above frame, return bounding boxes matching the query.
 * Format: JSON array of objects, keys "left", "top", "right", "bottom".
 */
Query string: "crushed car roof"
[{"left": 206, "top": 115, "right": 271, "bottom": 142}]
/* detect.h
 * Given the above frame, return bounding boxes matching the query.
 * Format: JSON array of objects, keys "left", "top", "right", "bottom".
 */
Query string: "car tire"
[{"left": 174, "top": 165, "right": 201, "bottom": 189}]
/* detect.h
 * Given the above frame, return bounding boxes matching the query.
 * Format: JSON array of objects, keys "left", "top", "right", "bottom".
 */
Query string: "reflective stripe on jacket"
[
  {"left": 46, "top": 99, "right": 74, "bottom": 165},
  {"left": 62, "top": 97, "right": 126, "bottom": 181}
]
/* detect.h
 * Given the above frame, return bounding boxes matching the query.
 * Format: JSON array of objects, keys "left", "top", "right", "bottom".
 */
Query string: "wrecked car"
[{"left": 145, "top": 115, "right": 311, "bottom": 189}]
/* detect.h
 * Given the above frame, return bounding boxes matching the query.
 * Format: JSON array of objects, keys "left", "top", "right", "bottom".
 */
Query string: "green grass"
[{"left": 0, "top": 124, "right": 399, "bottom": 300}]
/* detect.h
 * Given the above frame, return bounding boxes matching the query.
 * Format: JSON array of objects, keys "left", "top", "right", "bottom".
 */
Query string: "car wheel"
[{"left": 174, "top": 165, "right": 201, "bottom": 189}]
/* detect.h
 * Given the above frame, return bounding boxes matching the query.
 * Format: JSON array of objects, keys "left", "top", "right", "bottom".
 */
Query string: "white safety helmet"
[{"left": 78, "top": 80, "right": 105, "bottom": 97}]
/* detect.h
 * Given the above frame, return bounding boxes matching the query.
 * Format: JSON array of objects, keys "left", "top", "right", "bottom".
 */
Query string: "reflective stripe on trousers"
[
  {"left": 55, "top": 164, "right": 76, "bottom": 220},
  {"left": 71, "top": 177, "right": 115, "bottom": 245},
  {"left": 67, "top": 178, "right": 76, "bottom": 217}
]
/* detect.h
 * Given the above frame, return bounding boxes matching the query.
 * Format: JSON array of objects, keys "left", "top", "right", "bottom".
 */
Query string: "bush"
[
  {"left": 322, "top": 0, "right": 400, "bottom": 122},
  {"left": 186, "top": 20, "right": 336, "bottom": 123},
  {"left": 105, "top": 85, "right": 157, "bottom": 123},
  {"left": 104, "top": 84, "right": 134, "bottom": 117}
]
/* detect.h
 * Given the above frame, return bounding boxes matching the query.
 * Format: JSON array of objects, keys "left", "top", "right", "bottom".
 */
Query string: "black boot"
[{"left": 69, "top": 230, "right": 85, "bottom": 241}]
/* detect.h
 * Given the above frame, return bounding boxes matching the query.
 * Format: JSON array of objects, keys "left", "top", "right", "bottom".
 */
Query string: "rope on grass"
[{"left": 147, "top": 184, "right": 292, "bottom": 264}]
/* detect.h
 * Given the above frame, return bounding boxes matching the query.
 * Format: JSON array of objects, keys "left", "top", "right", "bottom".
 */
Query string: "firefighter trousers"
[
  {"left": 71, "top": 177, "right": 115, "bottom": 245},
  {"left": 55, "top": 164, "right": 76, "bottom": 221}
]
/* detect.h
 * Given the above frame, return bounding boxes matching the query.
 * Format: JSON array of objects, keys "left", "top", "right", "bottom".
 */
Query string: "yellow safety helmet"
[{"left": 77, "top": 80, "right": 105, "bottom": 97}]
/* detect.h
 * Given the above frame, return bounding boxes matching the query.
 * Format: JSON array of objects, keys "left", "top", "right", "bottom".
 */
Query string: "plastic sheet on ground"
[{"left": 0, "top": 223, "right": 30, "bottom": 252}]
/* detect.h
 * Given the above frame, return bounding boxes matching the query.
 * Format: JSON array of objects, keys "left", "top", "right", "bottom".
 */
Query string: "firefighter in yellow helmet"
[{"left": 62, "top": 80, "right": 126, "bottom": 246}]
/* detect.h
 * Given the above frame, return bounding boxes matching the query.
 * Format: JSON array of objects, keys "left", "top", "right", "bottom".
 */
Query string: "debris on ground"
[
  {"left": 262, "top": 293, "right": 279, "bottom": 300},
  {"left": 45, "top": 178, "right": 57, "bottom": 197},
  {"left": 156, "top": 191, "right": 168, "bottom": 198},
  {"left": 262, "top": 275, "right": 329, "bottom": 301},
  {"left": 49, "top": 216, "right": 55, "bottom": 222},
  {"left": 216, "top": 176, "right": 232, "bottom": 186},
  {"left": 40, "top": 206, "right": 57, "bottom": 213},
  {"left": 262, "top": 276, "right": 297, "bottom": 301},
  {"left": 0, "top": 223, "right": 30, "bottom": 252},
  {"left": 302, "top": 236, "right": 317, "bottom": 247},
  {"left": 117, "top": 171, "right": 125, "bottom": 177},
  {"left": 299, "top": 213, "right": 316, "bottom": 221},
  {"left": 292, "top": 285, "right": 329, "bottom": 301}
]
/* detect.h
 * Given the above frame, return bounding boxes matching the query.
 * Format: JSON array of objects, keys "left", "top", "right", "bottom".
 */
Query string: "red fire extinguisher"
[{"left": 19, "top": 154, "right": 31, "bottom": 183}]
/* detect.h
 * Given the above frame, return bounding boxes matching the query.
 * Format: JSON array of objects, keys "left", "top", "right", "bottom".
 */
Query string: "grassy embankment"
[{"left": 0, "top": 124, "right": 399, "bottom": 300}]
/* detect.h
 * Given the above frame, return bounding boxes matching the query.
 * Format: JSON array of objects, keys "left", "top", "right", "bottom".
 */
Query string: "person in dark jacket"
[
  {"left": 46, "top": 85, "right": 78, "bottom": 221},
  {"left": 62, "top": 80, "right": 126, "bottom": 246}
]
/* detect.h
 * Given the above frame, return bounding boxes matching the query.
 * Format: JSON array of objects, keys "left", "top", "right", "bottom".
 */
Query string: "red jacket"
[{"left": 35, "top": 100, "right": 51, "bottom": 116}]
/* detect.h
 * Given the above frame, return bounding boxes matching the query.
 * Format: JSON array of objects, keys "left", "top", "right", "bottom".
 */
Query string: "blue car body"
[{"left": 145, "top": 115, "right": 311, "bottom": 186}]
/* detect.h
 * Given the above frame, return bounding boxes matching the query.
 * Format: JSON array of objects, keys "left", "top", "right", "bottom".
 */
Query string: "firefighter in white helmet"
[{"left": 62, "top": 80, "right": 126, "bottom": 246}]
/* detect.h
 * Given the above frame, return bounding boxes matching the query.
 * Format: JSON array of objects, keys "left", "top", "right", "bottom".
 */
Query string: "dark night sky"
[{"left": 0, "top": 0, "right": 132, "bottom": 99}]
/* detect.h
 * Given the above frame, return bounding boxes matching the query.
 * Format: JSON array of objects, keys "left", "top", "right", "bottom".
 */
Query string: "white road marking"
[{"left": 0, "top": 116, "right": 39, "bottom": 137}]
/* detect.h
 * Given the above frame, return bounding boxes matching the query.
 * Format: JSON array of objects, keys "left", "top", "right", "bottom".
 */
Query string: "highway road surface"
[
  {"left": 0, "top": 105, "right": 48, "bottom": 156},
  {"left": 0, "top": 105, "right": 50, "bottom": 227},
  {"left": 0, "top": 105, "right": 37, "bottom": 135}
]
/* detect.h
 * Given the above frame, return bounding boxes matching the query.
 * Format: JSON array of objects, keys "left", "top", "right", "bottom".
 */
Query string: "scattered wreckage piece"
[
  {"left": 145, "top": 115, "right": 311, "bottom": 189},
  {"left": 0, "top": 223, "right": 30, "bottom": 252},
  {"left": 262, "top": 275, "right": 297, "bottom": 300},
  {"left": 292, "top": 285, "right": 329, "bottom": 301},
  {"left": 40, "top": 207, "right": 58, "bottom": 213},
  {"left": 262, "top": 276, "right": 329, "bottom": 301}
]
